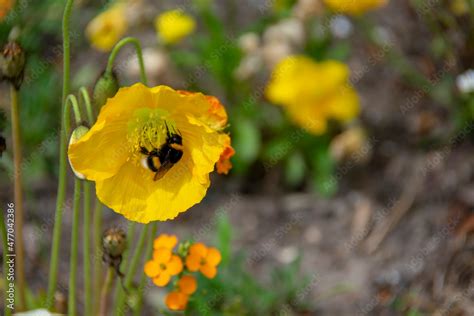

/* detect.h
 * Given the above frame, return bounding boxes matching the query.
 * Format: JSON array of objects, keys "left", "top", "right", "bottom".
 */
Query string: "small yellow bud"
[
  {"left": 93, "top": 71, "right": 119, "bottom": 112},
  {"left": 0, "top": 41, "right": 26, "bottom": 89},
  {"left": 68, "top": 125, "right": 90, "bottom": 179}
]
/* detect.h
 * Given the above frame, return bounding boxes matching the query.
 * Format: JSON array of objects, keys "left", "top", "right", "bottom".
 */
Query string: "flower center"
[{"left": 127, "top": 108, "right": 174, "bottom": 153}]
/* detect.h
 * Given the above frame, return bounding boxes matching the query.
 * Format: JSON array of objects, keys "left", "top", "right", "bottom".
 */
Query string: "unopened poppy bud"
[
  {"left": 103, "top": 227, "right": 127, "bottom": 258},
  {"left": 68, "top": 125, "right": 90, "bottom": 179},
  {"left": 93, "top": 70, "right": 119, "bottom": 111},
  {"left": 0, "top": 41, "right": 26, "bottom": 89}
]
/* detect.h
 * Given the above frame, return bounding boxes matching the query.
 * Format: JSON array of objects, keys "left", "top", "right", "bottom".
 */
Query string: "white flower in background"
[
  {"left": 238, "top": 32, "right": 260, "bottom": 54},
  {"left": 15, "top": 309, "right": 62, "bottom": 316},
  {"left": 329, "top": 15, "right": 353, "bottom": 39},
  {"left": 456, "top": 69, "right": 474, "bottom": 94},
  {"left": 263, "top": 18, "right": 305, "bottom": 48},
  {"left": 235, "top": 54, "right": 263, "bottom": 81},
  {"left": 126, "top": 47, "right": 171, "bottom": 85}
]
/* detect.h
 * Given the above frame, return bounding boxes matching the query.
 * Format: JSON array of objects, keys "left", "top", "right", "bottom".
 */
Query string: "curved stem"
[
  {"left": 114, "top": 224, "right": 150, "bottom": 316},
  {"left": 105, "top": 37, "right": 148, "bottom": 85},
  {"left": 1, "top": 210, "right": 12, "bottom": 316},
  {"left": 46, "top": 0, "right": 74, "bottom": 308},
  {"left": 78, "top": 86, "right": 94, "bottom": 316},
  {"left": 10, "top": 85, "right": 26, "bottom": 311},
  {"left": 63, "top": 95, "right": 82, "bottom": 133},
  {"left": 79, "top": 87, "right": 94, "bottom": 124},
  {"left": 67, "top": 178, "right": 81, "bottom": 316}
]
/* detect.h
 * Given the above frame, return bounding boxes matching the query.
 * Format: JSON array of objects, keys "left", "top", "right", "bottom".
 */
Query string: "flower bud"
[
  {"left": 68, "top": 125, "right": 90, "bottom": 179},
  {"left": 93, "top": 71, "right": 119, "bottom": 111},
  {"left": 0, "top": 41, "right": 26, "bottom": 89},
  {"left": 103, "top": 227, "right": 127, "bottom": 258}
]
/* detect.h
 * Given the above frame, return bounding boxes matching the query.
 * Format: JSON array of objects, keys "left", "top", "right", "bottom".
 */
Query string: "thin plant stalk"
[
  {"left": 92, "top": 199, "right": 104, "bottom": 314},
  {"left": 10, "top": 85, "right": 26, "bottom": 311},
  {"left": 82, "top": 182, "right": 92, "bottom": 315},
  {"left": 98, "top": 267, "right": 115, "bottom": 316},
  {"left": 68, "top": 178, "right": 81, "bottom": 316},
  {"left": 64, "top": 94, "right": 82, "bottom": 316},
  {"left": 105, "top": 37, "right": 148, "bottom": 85},
  {"left": 46, "top": 0, "right": 74, "bottom": 308},
  {"left": 79, "top": 87, "right": 94, "bottom": 316},
  {"left": 133, "top": 223, "right": 158, "bottom": 316},
  {"left": 0, "top": 210, "right": 12, "bottom": 316},
  {"left": 114, "top": 225, "right": 150, "bottom": 316}
]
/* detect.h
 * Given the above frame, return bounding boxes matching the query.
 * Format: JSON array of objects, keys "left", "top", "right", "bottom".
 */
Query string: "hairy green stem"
[
  {"left": 112, "top": 222, "right": 136, "bottom": 306},
  {"left": 98, "top": 267, "right": 115, "bottom": 316},
  {"left": 1, "top": 210, "right": 12, "bottom": 316},
  {"left": 92, "top": 199, "right": 104, "bottom": 315},
  {"left": 82, "top": 182, "right": 92, "bottom": 316},
  {"left": 105, "top": 37, "right": 148, "bottom": 85},
  {"left": 115, "top": 225, "right": 150, "bottom": 316},
  {"left": 67, "top": 178, "right": 81, "bottom": 316},
  {"left": 46, "top": 0, "right": 74, "bottom": 308},
  {"left": 10, "top": 85, "right": 26, "bottom": 311},
  {"left": 79, "top": 87, "right": 94, "bottom": 123}
]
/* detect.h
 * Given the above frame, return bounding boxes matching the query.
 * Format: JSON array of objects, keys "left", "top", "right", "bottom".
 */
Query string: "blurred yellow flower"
[
  {"left": 324, "top": 0, "right": 387, "bottom": 15},
  {"left": 155, "top": 9, "right": 196, "bottom": 45},
  {"left": 0, "top": 0, "right": 14, "bottom": 21},
  {"left": 265, "top": 55, "right": 360, "bottom": 135},
  {"left": 86, "top": 2, "right": 128, "bottom": 52},
  {"left": 68, "top": 83, "right": 230, "bottom": 223}
]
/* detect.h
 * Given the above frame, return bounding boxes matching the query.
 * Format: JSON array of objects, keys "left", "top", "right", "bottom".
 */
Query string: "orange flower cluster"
[{"left": 144, "top": 234, "right": 222, "bottom": 311}]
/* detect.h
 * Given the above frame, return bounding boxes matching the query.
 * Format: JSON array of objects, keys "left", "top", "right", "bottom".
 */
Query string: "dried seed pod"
[
  {"left": 103, "top": 227, "right": 127, "bottom": 259},
  {"left": 0, "top": 41, "right": 26, "bottom": 89}
]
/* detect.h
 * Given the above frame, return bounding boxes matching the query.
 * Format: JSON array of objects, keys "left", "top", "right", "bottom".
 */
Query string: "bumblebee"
[{"left": 140, "top": 123, "right": 183, "bottom": 181}]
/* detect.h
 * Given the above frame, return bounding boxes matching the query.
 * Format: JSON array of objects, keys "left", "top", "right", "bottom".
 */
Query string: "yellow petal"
[
  {"left": 167, "top": 255, "right": 183, "bottom": 275},
  {"left": 86, "top": 3, "right": 128, "bottom": 52},
  {"left": 153, "top": 247, "right": 172, "bottom": 264},
  {"left": 144, "top": 260, "right": 160, "bottom": 278}
]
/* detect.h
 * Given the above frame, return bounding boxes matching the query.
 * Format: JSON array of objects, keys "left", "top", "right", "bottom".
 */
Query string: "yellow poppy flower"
[
  {"left": 86, "top": 2, "right": 128, "bottom": 52},
  {"left": 0, "top": 0, "right": 14, "bottom": 21},
  {"left": 68, "top": 83, "right": 230, "bottom": 223},
  {"left": 144, "top": 247, "right": 183, "bottom": 286},
  {"left": 265, "top": 55, "right": 359, "bottom": 135},
  {"left": 155, "top": 9, "right": 196, "bottom": 45},
  {"left": 324, "top": 0, "right": 387, "bottom": 15},
  {"left": 185, "top": 243, "right": 221, "bottom": 279}
]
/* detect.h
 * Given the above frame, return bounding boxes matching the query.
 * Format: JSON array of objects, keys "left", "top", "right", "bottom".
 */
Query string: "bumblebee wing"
[{"left": 153, "top": 161, "right": 173, "bottom": 181}]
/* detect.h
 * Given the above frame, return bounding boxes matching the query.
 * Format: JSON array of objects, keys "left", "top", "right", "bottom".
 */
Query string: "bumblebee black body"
[{"left": 140, "top": 124, "right": 184, "bottom": 181}]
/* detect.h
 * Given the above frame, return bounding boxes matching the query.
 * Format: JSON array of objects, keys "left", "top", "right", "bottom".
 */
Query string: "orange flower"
[
  {"left": 178, "top": 275, "right": 197, "bottom": 295},
  {"left": 0, "top": 0, "right": 14, "bottom": 21},
  {"left": 144, "top": 248, "right": 183, "bottom": 286},
  {"left": 165, "top": 291, "right": 189, "bottom": 311},
  {"left": 185, "top": 243, "right": 221, "bottom": 279},
  {"left": 177, "top": 91, "right": 228, "bottom": 130},
  {"left": 153, "top": 234, "right": 178, "bottom": 250},
  {"left": 216, "top": 136, "right": 235, "bottom": 175}
]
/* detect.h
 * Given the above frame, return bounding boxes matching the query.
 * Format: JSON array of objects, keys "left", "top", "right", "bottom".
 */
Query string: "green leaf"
[
  {"left": 231, "top": 119, "right": 261, "bottom": 172},
  {"left": 216, "top": 213, "right": 232, "bottom": 266},
  {"left": 310, "top": 145, "right": 337, "bottom": 197},
  {"left": 284, "top": 151, "right": 306, "bottom": 187}
]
